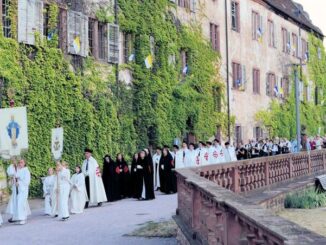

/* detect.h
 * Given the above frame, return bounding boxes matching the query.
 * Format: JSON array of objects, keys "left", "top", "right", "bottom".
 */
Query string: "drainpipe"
[
  {"left": 114, "top": 0, "right": 119, "bottom": 87},
  {"left": 224, "top": 0, "right": 231, "bottom": 142}
]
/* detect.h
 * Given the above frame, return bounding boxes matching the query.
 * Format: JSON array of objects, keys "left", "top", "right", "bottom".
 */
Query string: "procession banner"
[
  {"left": 51, "top": 127, "right": 63, "bottom": 160},
  {"left": 0, "top": 107, "right": 28, "bottom": 158}
]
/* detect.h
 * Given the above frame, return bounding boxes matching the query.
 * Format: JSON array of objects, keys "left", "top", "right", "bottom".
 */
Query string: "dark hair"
[
  {"left": 76, "top": 165, "right": 82, "bottom": 174},
  {"left": 103, "top": 155, "right": 113, "bottom": 164}
]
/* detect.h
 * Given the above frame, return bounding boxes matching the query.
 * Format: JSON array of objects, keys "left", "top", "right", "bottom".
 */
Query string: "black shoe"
[
  {"left": 97, "top": 202, "right": 102, "bottom": 207},
  {"left": 54, "top": 215, "right": 58, "bottom": 218},
  {"left": 61, "top": 217, "right": 69, "bottom": 221},
  {"left": 8, "top": 218, "right": 16, "bottom": 223},
  {"left": 85, "top": 202, "right": 89, "bottom": 209}
]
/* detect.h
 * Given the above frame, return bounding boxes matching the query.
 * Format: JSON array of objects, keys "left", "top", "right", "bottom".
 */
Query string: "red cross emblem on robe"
[
  {"left": 204, "top": 152, "right": 209, "bottom": 161},
  {"left": 196, "top": 156, "right": 200, "bottom": 165},
  {"left": 213, "top": 151, "right": 218, "bottom": 158},
  {"left": 96, "top": 167, "right": 101, "bottom": 177},
  {"left": 220, "top": 150, "right": 224, "bottom": 157}
]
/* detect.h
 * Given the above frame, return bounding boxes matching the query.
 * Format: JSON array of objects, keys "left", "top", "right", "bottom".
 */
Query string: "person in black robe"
[
  {"left": 130, "top": 153, "right": 139, "bottom": 198},
  {"left": 144, "top": 148, "right": 155, "bottom": 200},
  {"left": 159, "top": 148, "right": 176, "bottom": 194},
  {"left": 102, "top": 155, "right": 120, "bottom": 202},
  {"left": 116, "top": 153, "right": 131, "bottom": 198},
  {"left": 135, "top": 150, "right": 146, "bottom": 200}
]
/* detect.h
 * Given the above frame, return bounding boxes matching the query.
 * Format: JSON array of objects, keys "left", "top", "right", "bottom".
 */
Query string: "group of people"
[{"left": 236, "top": 135, "right": 326, "bottom": 160}]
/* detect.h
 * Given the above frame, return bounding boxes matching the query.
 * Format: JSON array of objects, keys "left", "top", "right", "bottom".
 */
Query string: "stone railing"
[
  {"left": 174, "top": 167, "right": 326, "bottom": 245},
  {"left": 196, "top": 150, "right": 326, "bottom": 193}
]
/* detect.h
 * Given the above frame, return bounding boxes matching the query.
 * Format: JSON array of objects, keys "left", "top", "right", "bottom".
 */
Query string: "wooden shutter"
[
  {"left": 59, "top": 8, "right": 68, "bottom": 53},
  {"left": 67, "top": 10, "right": 89, "bottom": 57},
  {"left": 18, "top": 0, "right": 43, "bottom": 45},
  {"left": 266, "top": 74, "right": 270, "bottom": 96},
  {"left": 108, "top": 23, "right": 119, "bottom": 64}
]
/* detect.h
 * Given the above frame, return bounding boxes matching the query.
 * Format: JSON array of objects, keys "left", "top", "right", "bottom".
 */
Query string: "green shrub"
[{"left": 284, "top": 187, "right": 326, "bottom": 209}]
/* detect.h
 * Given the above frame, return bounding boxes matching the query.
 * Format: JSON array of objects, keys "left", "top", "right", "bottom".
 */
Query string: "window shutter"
[
  {"left": 259, "top": 15, "right": 263, "bottom": 34},
  {"left": 18, "top": 0, "right": 43, "bottom": 45},
  {"left": 108, "top": 23, "right": 120, "bottom": 64},
  {"left": 190, "top": 0, "right": 196, "bottom": 13},
  {"left": 266, "top": 74, "right": 270, "bottom": 96},
  {"left": 67, "top": 10, "right": 89, "bottom": 57},
  {"left": 241, "top": 65, "right": 246, "bottom": 90}
]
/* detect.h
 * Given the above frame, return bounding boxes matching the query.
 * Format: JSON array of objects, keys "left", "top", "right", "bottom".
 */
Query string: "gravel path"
[{"left": 0, "top": 192, "right": 177, "bottom": 245}]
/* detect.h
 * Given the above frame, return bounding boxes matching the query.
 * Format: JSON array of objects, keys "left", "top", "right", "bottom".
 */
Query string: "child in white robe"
[
  {"left": 70, "top": 166, "right": 88, "bottom": 214},
  {"left": 43, "top": 168, "right": 55, "bottom": 215}
]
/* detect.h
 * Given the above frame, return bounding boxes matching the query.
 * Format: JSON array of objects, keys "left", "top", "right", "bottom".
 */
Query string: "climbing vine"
[
  {"left": 0, "top": 0, "right": 225, "bottom": 196},
  {"left": 256, "top": 34, "right": 326, "bottom": 139}
]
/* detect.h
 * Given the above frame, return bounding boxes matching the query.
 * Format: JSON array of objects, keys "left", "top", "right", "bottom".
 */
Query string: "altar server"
[
  {"left": 43, "top": 167, "right": 55, "bottom": 215},
  {"left": 55, "top": 162, "right": 70, "bottom": 221},
  {"left": 70, "top": 166, "right": 88, "bottom": 214}
]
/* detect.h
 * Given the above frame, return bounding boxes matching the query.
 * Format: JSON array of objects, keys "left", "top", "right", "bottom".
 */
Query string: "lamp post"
[{"left": 294, "top": 67, "right": 301, "bottom": 152}]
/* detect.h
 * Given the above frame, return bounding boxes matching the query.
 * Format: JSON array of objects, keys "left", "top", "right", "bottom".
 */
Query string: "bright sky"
[{"left": 294, "top": 0, "right": 326, "bottom": 46}]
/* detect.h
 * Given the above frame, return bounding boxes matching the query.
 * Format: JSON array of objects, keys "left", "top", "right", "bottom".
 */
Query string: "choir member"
[
  {"left": 8, "top": 159, "right": 31, "bottom": 225},
  {"left": 43, "top": 167, "right": 55, "bottom": 215},
  {"left": 196, "top": 141, "right": 208, "bottom": 166},
  {"left": 224, "top": 142, "right": 237, "bottom": 162},
  {"left": 185, "top": 143, "right": 196, "bottom": 167},
  {"left": 152, "top": 147, "right": 162, "bottom": 191},
  {"left": 173, "top": 145, "right": 184, "bottom": 169},
  {"left": 6, "top": 159, "right": 19, "bottom": 219},
  {"left": 159, "top": 147, "right": 176, "bottom": 194},
  {"left": 70, "top": 166, "right": 88, "bottom": 214},
  {"left": 116, "top": 153, "right": 131, "bottom": 198},
  {"left": 54, "top": 162, "right": 70, "bottom": 221},
  {"left": 102, "top": 155, "right": 120, "bottom": 202},
  {"left": 130, "top": 153, "right": 139, "bottom": 198},
  {"left": 144, "top": 149, "right": 155, "bottom": 200},
  {"left": 82, "top": 148, "right": 107, "bottom": 208}
]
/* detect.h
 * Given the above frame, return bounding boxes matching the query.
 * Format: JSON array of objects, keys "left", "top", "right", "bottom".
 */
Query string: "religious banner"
[
  {"left": 0, "top": 107, "right": 28, "bottom": 158},
  {"left": 51, "top": 127, "right": 63, "bottom": 160}
]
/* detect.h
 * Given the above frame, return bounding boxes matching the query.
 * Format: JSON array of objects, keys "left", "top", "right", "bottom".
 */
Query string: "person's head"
[
  {"left": 84, "top": 148, "right": 93, "bottom": 160},
  {"left": 56, "top": 162, "right": 63, "bottom": 171},
  {"left": 18, "top": 159, "right": 26, "bottom": 169},
  {"left": 206, "top": 141, "right": 212, "bottom": 147},
  {"left": 48, "top": 167, "right": 54, "bottom": 176},
  {"left": 213, "top": 139, "right": 220, "bottom": 146},
  {"left": 225, "top": 142, "right": 230, "bottom": 148},
  {"left": 163, "top": 148, "right": 168, "bottom": 156},
  {"left": 144, "top": 148, "right": 149, "bottom": 155},
  {"left": 173, "top": 145, "right": 179, "bottom": 152},
  {"left": 62, "top": 161, "right": 68, "bottom": 168},
  {"left": 139, "top": 150, "right": 146, "bottom": 159},
  {"left": 156, "top": 147, "right": 162, "bottom": 155},
  {"left": 75, "top": 166, "right": 81, "bottom": 174},
  {"left": 104, "top": 155, "right": 112, "bottom": 164},
  {"left": 117, "top": 153, "right": 123, "bottom": 161},
  {"left": 189, "top": 143, "right": 195, "bottom": 150},
  {"left": 198, "top": 141, "right": 204, "bottom": 148},
  {"left": 133, "top": 153, "right": 138, "bottom": 161},
  {"left": 182, "top": 141, "right": 188, "bottom": 149}
]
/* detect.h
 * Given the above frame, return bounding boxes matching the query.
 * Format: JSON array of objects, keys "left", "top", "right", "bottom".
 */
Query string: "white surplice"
[
  {"left": 43, "top": 175, "right": 55, "bottom": 215},
  {"left": 185, "top": 149, "right": 196, "bottom": 167},
  {"left": 57, "top": 168, "right": 71, "bottom": 219},
  {"left": 70, "top": 173, "right": 88, "bottom": 214},
  {"left": 152, "top": 153, "right": 161, "bottom": 189},
  {"left": 12, "top": 167, "right": 31, "bottom": 221},
  {"left": 82, "top": 156, "right": 107, "bottom": 204}
]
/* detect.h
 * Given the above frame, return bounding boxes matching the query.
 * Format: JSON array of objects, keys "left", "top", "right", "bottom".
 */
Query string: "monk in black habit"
[
  {"left": 144, "top": 148, "right": 155, "bottom": 200},
  {"left": 130, "top": 153, "right": 139, "bottom": 198},
  {"left": 116, "top": 153, "right": 131, "bottom": 198},
  {"left": 102, "top": 155, "right": 120, "bottom": 202},
  {"left": 159, "top": 147, "right": 176, "bottom": 194}
]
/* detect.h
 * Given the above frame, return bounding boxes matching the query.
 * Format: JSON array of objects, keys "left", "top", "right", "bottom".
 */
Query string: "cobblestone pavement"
[{"left": 0, "top": 192, "right": 177, "bottom": 245}]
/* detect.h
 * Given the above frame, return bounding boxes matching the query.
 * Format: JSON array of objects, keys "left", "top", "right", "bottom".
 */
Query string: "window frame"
[
  {"left": 210, "top": 22, "right": 220, "bottom": 52},
  {"left": 232, "top": 61, "right": 242, "bottom": 90},
  {"left": 267, "top": 19, "right": 275, "bottom": 48},
  {"left": 253, "top": 68, "right": 260, "bottom": 94},
  {"left": 231, "top": 1, "right": 240, "bottom": 32}
]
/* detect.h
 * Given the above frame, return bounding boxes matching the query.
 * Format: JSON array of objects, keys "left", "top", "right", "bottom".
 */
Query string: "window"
[
  {"left": 213, "top": 86, "right": 222, "bottom": 112},
  {"left": 58, "top": 8, "right": 68, "bottom": 53},
  {"left": 108, "top": 23, "right": 120, "bottom": 64},
  {"left": 282, "top": 28, "right": 290, "bottom": 54},
  {"left": 266, "top": 73, "right": 276, "bottom": 97},
  {"left": 235, "top": 126, "right": 242, "bottom": 144},
  {"left": 281, "top": 77, "right": 289, "bottom": 98},
  {"left": 253, "top": 68, "right": 260, "bottom": 94},
  {"left": 301, "top": 38, "right": 308, "bottom": 61},
  {"left": 231, "top": 1, "right": 240, "bottom": 32},
  {"left": 178, "top": 0, "right": 190, "bottom": 9},
  {"left": 2, "top": 0, "right": 11, "bottom": 38},
  {"left": 254, "top": 127, "right": 263, "bottom": 141},
  {"left": 267, "top": 20, "right": 275, "bottom": 47},
  {"left": 252, "top": 11, "right": 261, "bottom": 41},
  {"left": 232, "top": 62, "right": 242, "bottom": 89},
  {"left": 210, "top": 23, "right": 220, "bottom": 51},
  {"left": 180, "top": 50, "right": 189, "bottom": 76},
  {"left": 292, "top": 33, "right": 298, "bottom": 57},
  {"left": 98, "top": 22, "right": 108, "bottom": 60},
  {"left": 88, "top": 18, "right": 94, "bottom": 56},
  {"left": 43, "top": 4, "right": 50, "bottom": 38},
  {"left": 123, "top": 32, "right": 135, "bottom": 63}
]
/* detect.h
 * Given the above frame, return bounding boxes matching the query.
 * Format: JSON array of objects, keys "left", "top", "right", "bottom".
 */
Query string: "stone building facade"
[
  {"left": 0, "top": 0, "right": 323, "bottom": 144},
  {"left": 174, "top": 0, "right": 323, "bottom": 143}
]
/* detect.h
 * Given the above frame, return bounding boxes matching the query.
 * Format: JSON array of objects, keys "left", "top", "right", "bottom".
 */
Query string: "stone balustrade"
[
  {"left": 196, "top": 150, "right": 326, "bottom": 193},
  {"left": 175, "top": 166, "right": 326, "bottom": 245}
]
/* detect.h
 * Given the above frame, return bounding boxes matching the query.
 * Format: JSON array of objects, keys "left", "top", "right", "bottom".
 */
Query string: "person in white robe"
[
  {"left": 51, "top": 164, "right": 60, "bottom": 217},
  {"left": 195, "top": 141, "right": 208, "bottom": 166},
  {"left": 8, "top": 159, "right": 31, "bottom": 225},
  {"left": 82, "top": 148, "right": 107, "bottom": 208},
  {"left": 173, "top": 145, "right": 184, "bottom": 169},
  {"left": 70, "top": 166, "right": 88, "bottom": 214},
  {"left": 6, "top": 159, "right": 18, "bottom": 218},
  {"left": 224, "top": 142, "right": 237, "bottom": 162},
  {"left": 43, "top": 167, "right": 55, "bottom": 215},
  {"left": 55, "top": 162, "right": 71, "bottom": 221},
  {"left": 209, "top": 139, "right": 226, "bottom": 164},
  {"left": 152, "top": 147, "right": 162, "bottom": 191},
  {"left": 185, "top": 143, "right": 196, "bottom": 167}
]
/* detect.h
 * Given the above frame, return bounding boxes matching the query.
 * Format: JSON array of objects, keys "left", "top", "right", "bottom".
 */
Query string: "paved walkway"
[{"left": 0, "top": 192, "right": 177, "bottom": 245}]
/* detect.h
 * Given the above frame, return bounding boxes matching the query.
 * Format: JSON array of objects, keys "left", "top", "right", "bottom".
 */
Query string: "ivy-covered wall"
[
  {"left": 0, "top": 0, "right": 225, "bottom": 196},
  {"left": 256, "top": 34, "right": 326, "bottom": 139}
]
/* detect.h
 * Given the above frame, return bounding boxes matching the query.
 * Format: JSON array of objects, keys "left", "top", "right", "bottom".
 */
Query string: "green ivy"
[
  {"left": 0, "top": 0, "right": 226, "bottom": 196},
  {"left": 256, "top": 34, "right": 326, "bottom": 138}
]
